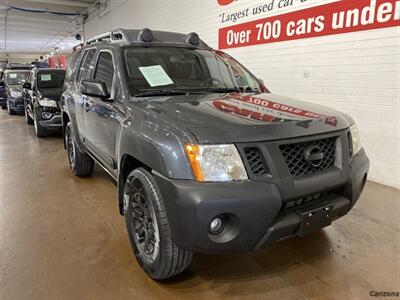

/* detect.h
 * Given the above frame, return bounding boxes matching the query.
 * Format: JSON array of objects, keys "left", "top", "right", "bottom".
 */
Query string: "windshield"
[
  {"left": 5, "top": 71, "right": 29, "bottom": 85},
  {"left": 123, "top": 47, "right": 262, "bottom": 96},
  {"left": 37, "top": 71, "right": 65, "bottom": 89}
]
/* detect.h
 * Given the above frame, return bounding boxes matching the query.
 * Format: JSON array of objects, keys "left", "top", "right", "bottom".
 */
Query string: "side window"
[
  {"left": 94, "top": 52, "right": 114, "bottom": 94},
  {"left": 66, "top": 50, "right": 80, "bottom": 82},
  {"left": 78, "top": 49, "right": 96, "bottom": 82}
]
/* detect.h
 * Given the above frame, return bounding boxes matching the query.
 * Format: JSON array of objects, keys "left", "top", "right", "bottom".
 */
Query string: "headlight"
[
  {"left": 38, "top": 98, "right": 58, "bottom": 108},
  {"left": 350, "top": 124, "right": 362, "bottom": 155},
  {"left": 184, "top": 144, "right": 248, "bottom": 182},
  {"left": 10, "top": 91, "right": 22, "bottom": 98}
]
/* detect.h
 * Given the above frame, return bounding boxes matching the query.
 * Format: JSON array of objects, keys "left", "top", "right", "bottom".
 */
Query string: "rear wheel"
[
  {"left": 124, "top": 168, "right": 193, "bottom": 280},
  {"left": 33, "top": 109, "right": 48, "bottom": 137},
  {"left": 65, "top": 122, "right": 94, "bottom": 176},
  {"left": 25, "top": 105, "right": 33, "bottom": 125}
]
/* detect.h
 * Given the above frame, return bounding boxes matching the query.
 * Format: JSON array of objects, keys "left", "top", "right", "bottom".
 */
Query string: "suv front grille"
[
  {"left": 279, "top": 137, "right": 337, "bottom": 177},
  {"left": 42, "top": 106, "right": 60, "bottom": 114},
  {"left": 243, "top": 147, "right": 269, "bottom": 176}
]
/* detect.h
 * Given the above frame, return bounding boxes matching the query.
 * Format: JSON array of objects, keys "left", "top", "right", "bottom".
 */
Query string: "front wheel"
[
  {"left": 65, "top": 122, "right": 94, "bottom": 176},
  {"left": 124, "top": 168, "right": 193, "bottom": 280},
  {"left": 33, "top": 109, "right": 48, "bottom": 137},
  {"left": 7, "top": 101, "right": 15, "bottom": 115},
  {"left": 25, "top": 105, "right": 33, "bottom": 125}
]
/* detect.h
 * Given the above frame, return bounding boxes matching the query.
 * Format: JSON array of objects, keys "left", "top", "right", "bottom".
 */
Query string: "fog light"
[
  {"left": 209, "top": 217, "right": 224, "bottom": 235},
  {"left": 42, "top": 112, "right": 53, "bottom": 120}
]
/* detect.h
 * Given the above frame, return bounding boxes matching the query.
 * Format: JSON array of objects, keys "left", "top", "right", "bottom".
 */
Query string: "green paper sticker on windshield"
[
  {"left": 40, "top": 74, "right": 52, "bottom": 81},
  {"left": 139, "top": 65, "right": 174, "bottom": 87}
]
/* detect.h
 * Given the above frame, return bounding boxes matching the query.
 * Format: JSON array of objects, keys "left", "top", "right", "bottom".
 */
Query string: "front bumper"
[
  {"left": 8, "top": 97, "right": 25, "bottom": 112},
  {"left": 154, "top": 148, "right": 369, "bottom": 253},
  {"left": 39, "top": 114, "right": 62, "bottom": 130}
]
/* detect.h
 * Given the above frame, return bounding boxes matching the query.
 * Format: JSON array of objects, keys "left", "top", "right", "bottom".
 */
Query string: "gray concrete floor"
[{"left": 0, "top": 109, "right": 399, "bottom": 300}]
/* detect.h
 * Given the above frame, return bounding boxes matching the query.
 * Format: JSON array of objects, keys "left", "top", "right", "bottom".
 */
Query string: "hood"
[
  {"left": 133, "top": 93, "right": 353, "bottom": 143},
  {"left": 39, "top": 87, "right": 63, "bottom": 100}
]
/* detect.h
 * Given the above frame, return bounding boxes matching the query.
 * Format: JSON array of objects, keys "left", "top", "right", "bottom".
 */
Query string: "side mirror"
[
  {"left": 23, "top": 82, "right": 31, "bottom": 89},
  {"left": 81, "top": 80, "right": 110, "bottom": 100},
  {"left": 258, "top": 78, "right": 268, "bottom": 93}
]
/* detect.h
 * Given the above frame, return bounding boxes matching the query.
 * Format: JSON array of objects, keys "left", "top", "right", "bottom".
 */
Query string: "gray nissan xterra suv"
[{"left": 61, "top": 28, "right": 370, "bottom": 280}]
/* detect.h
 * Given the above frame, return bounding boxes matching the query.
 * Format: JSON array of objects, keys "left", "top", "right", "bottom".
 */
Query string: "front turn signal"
[{"left": 184, "top": 144, "right": 204, "bottom": 182}]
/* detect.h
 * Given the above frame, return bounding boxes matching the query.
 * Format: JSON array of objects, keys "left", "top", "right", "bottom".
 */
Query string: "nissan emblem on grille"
[{"left": 303, "top": 145, "right": 324, "bottom": 167}]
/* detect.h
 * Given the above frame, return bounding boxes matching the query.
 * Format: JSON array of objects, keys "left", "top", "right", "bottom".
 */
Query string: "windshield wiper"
[
  {"left": 134, "top": 90, "right": 189, "bottom": 97},
  {"left": 241, "top": 86, "right": 259, "bottom": 93},
  {"left": 205, "top": 87, "right": 240, "bottom": 93},
  {"left": 207, "top": 87, "right": 259, "bottom": 93}
]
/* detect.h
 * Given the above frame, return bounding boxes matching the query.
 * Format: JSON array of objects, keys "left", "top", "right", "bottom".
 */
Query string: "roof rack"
[
  {"left": 80, "top": 28, "right": 211, "bottom": 50},
  {"left": 72, "top": 43, "right": 84, "bottom": 52},
  {"left": 86, "top": 29, "right": 129, "bottom": 45}
]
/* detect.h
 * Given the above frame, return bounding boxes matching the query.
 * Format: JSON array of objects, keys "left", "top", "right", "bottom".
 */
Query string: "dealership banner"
[{"left": 219, "top": 0, "right": 400, "bottom": 49}]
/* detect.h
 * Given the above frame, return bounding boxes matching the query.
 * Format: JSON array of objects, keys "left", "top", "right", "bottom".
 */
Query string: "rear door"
[
  {"left": 84, "top": 49, "right": 120, "bottom": 170},
  {"left": 74, "top": 48, "right": 97, "bottom": 139}
]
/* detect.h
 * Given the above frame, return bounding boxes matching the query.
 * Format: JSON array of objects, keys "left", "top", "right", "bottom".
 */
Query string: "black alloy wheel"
[
  {"left": 124, "top": 168, "right": 193, "bottom": 280},
  {"left": 125, "top": 174, "right": 160, "bottom": 264},
  {"left": 64, "top": 122, "right": 94, "bottom": 176},
  {"left": 25, "top": 105, "right": 33, "bottom": 125},
  {"left": 33, "top": 109, "right": 48, "bottom": 137},
  {"left": 65, "top": 124, "right": 76, "bottom": 171}
]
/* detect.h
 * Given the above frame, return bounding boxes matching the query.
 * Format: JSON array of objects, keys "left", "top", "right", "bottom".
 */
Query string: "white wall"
[
  {"left": 0, "top": 53, "right": 47, "bottom": 64},
  {"left": 85, "top": 0, "right": 400, "bottom": 188}
]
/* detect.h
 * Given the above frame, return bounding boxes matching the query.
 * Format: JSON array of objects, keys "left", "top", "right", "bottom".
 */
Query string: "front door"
[{"left": 84, "top": 50, "right": 120, "bottom": 170}]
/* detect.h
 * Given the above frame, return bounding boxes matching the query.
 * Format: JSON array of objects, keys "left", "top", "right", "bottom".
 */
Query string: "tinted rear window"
[
  {"left": 37, "top": 71, "right": 66, "bottom": 89},
  {"left": 5, "top": 71, "right": 30, "bottom": 85}
]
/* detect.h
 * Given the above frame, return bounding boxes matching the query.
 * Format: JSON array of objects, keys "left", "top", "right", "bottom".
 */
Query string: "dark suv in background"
[
  {"left": 3, "top": 69, "right": 31, "bottom": 115},
  {"left": 23, "top": 68, "right": 66, "bottom": 137},
  {"left": 0, "top": 71, "right": 5, "bottom": 109},
  {"left": 62, "top": 29, "right": 370, "bottom": 280}
]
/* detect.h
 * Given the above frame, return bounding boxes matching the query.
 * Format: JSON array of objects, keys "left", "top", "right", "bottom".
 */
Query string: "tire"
[
  {"left": 124, "top": 168, "right": 193, "bottom": 280},
  {"left": 65, "top": 122, "right": 94, "bottom": 177},
  {"left": 7, "top": 101, "right": 15, "bottom": 115},
  {"left": 1, "top": 105, "right": 6, "bottom": 110},
  {"left": 33, "top": 109, "right": 48, "bottom": 137},
  {"left": 25, "top": 105, "right": 33, "bottom": 125}
]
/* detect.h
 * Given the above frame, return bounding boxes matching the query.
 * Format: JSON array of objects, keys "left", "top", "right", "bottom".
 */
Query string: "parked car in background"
[
  {"left": 0, "top": 71, "right": 5, "bottom": 109},
  {"left": 62, "top": 29, "right": 370, "bottom": 280},
  {"left": 6, "top": 63, "right": 32, "bottom": 70},
  {"left": 23, "top": 68, "right": 66, "bottom": 137},
  {"left": 4, "top": 69, "right": 30, "bottom": 115}
]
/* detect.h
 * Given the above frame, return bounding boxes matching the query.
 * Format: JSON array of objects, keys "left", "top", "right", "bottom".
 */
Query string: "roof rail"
[
  {"left": 86, "top": 32, "right": 112, "bottom": 44},
  {"left": 72, "top": 43, "right": 84, "bottom": 52},
  {"left": 110, "top": 28, "right": 129, "bottom": 42},
  {"left": 86, "top": 29, "right": 129, "bottom": 45}
]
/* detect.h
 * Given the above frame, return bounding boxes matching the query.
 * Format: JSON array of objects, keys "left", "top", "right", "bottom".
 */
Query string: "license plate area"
[{"left": 297, "top": 204, "right": 334, "bottom": 236}]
